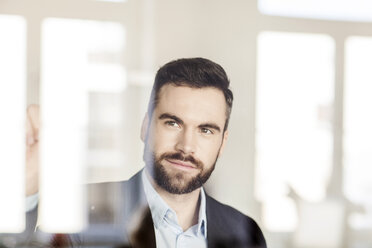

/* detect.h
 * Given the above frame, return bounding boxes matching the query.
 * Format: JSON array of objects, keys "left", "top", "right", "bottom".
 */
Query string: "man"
[{"left": 14, "top": 58, "right": 266, "bottom": 247}]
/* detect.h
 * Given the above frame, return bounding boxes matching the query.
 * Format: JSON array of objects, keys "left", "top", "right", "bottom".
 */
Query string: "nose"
[{"left": 175, "top": 128, "right": 196, "bottom": 155}]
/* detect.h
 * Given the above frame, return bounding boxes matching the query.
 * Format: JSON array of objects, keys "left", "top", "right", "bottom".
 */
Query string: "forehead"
[{"left": 155, "top": 84, "right": 227, "bottom": 126}]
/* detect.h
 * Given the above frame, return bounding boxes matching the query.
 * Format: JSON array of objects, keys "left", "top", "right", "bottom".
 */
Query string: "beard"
[{"left": 144, "top": 148, "right": 218, "bottom": 194}]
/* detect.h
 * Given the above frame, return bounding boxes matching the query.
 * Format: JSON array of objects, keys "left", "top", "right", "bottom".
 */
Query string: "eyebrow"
[
  {"left": 159, "top": 113, "right": 184, "bottom": 125},
  {"left": 158, "top": 113, "right": 221, "bottom": 133},
  {"left": 199, "top": 123, "right": 221, "bottom": 133}
]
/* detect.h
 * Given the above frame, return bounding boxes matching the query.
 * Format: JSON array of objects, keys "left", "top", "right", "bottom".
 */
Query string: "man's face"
[{"left": 143, "top": 84, "right": 228, "bottom": 194}]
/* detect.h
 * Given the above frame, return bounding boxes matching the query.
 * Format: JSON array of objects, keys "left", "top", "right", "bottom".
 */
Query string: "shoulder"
[
  {"left": 76, "top": 170, "right": 148, "bottom": 246},
  {"left": 87, "top": 170, "right": 145, "bottom": 213},
  {"left": 87, "top": 170, "right": 142, "bottom": 194},
  {"left": 206, "top": 195, "right": 267, "bottom": 248},
  {"left": 206, "top": 195, "right": 259, "bottom": 228}
]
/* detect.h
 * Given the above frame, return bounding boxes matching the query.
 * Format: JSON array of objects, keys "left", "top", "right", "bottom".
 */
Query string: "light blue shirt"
[{"left": 141, "top": 170, "right": 207, "bottom": 248}]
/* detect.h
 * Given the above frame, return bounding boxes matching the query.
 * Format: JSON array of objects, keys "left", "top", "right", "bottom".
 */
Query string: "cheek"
[
  {"left": 152, "top": 127, "right": 179, "bottom": 151},
  {"left": 197, "top": 139, "right": 222, "bottom": 164}
]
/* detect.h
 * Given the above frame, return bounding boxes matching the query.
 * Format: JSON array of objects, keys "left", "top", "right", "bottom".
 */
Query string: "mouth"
[{"left": 165, "top": 159, "right": 197, "bottom": 171}]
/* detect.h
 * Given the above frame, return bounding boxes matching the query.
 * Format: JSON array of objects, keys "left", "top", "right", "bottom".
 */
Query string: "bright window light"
[
  {"left": 0, "top": 15, "right": 26, "bottom": 233},
  {"left": 256, "top": 31, "right": 334, "bottom": 231},
  {"left": 40, "top": 18, "right": 126, "bottom": 233},
  {"left": 42, "top": 18, "right": 126, "bottom": 94},
  {"left": 344, "top": 36, "right": 372, "bottom": 229},
  {"left": 259, "top": 0, "right": 372, "bottom": 22}
]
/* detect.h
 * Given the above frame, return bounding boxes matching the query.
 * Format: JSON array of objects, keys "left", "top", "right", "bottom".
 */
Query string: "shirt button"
[
  {"left": 167, "top": 212, "right": 173, "bottom": 219},
  {"left": 177, "top": 235, "right": 183, "bottom": 242}
]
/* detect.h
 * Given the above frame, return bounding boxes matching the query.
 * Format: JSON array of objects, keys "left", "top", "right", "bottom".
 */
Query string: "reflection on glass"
[
  {"left": 0, "top": 14, "right": 26, "bottom": 233},
  {"left": 256, "top": 31, "right": 334, "bottom": 231},
  {"left": 344, "top": 36, "right": 372, "bottom": 230},
  {"left": 40, "top": 18, "right": 126, "bottom": 232},
  {"left": 259, "top": 0, "right": 372, "bottom": 22}
]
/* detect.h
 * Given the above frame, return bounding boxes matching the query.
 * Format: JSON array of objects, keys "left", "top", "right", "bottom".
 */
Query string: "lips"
[{"left": 165, "top": 159, "right": 197, "bottom": 169}]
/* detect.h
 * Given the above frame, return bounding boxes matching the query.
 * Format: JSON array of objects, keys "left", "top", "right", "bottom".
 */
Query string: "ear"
[
  {"left": 140, "top": 112, "right": 150, "bottom": 142},
  {"left": 218, "top": 130, "right": 229, "bottom": 157}
]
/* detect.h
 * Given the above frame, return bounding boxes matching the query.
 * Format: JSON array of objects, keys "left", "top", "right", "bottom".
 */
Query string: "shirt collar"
[
  {"left": 197, "top": 185, "right": 207, "bottom": 237},
  {"left": 142, "top": 169, "right": 169, "bottom": 228},
  {"left": 26, "top": 193, "right": 39, "bottom": 212},
  {"left": 141, "top": 169, "right": 207, "bottom": 238}
]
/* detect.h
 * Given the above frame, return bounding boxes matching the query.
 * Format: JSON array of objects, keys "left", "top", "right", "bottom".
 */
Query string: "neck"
[{"left": 145, "top": 169, "right": 201, "bottom": 231}]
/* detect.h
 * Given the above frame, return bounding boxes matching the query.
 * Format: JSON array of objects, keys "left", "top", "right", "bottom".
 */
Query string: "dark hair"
[{"left": 147, "top": 57, "right": 233, "bottom": 131}]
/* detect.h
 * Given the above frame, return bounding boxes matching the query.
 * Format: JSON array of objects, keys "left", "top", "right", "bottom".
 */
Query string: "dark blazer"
[
  {"left": 205, "top": 195, "right": 266, "bottom": 248},
  {"left": 81, "top": 170, "right": 266, "bottom": 248},
  {"left": 0, "top": 170, "right": 266, "bottom": 248}
]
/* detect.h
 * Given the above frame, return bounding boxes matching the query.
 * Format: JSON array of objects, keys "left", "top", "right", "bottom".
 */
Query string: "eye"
[
  {"left": 200, "top": 127, "right": 213, "bottom": 135},
  {"left": 165, "top": 120, "right": 180, "bottom": 128}
]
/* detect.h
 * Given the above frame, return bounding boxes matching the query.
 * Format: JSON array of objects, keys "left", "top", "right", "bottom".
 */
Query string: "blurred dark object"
[{"left": 130, "top": 207, "right": 156, "bottom": 248}]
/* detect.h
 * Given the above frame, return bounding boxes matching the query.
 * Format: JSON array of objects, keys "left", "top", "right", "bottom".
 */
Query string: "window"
[
  {"left": 0, "top": 15, "right": 26, "bottom": 233},
  {"left": 259, "top": 0, "right": 372, "bottom": 22},
  {"left": 256, "top": 31, "right": 334, "bottom": 231},
  {"left": 39, "top": 18, "right": 126, "bottom": 232},
  {"left": 344, "top": 36, "right": 372, "bottom": 230}
]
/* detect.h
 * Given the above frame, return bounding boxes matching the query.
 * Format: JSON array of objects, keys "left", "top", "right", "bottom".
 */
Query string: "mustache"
[{"left": 160, "top": 152, "right": 203, "bottom": 168}]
